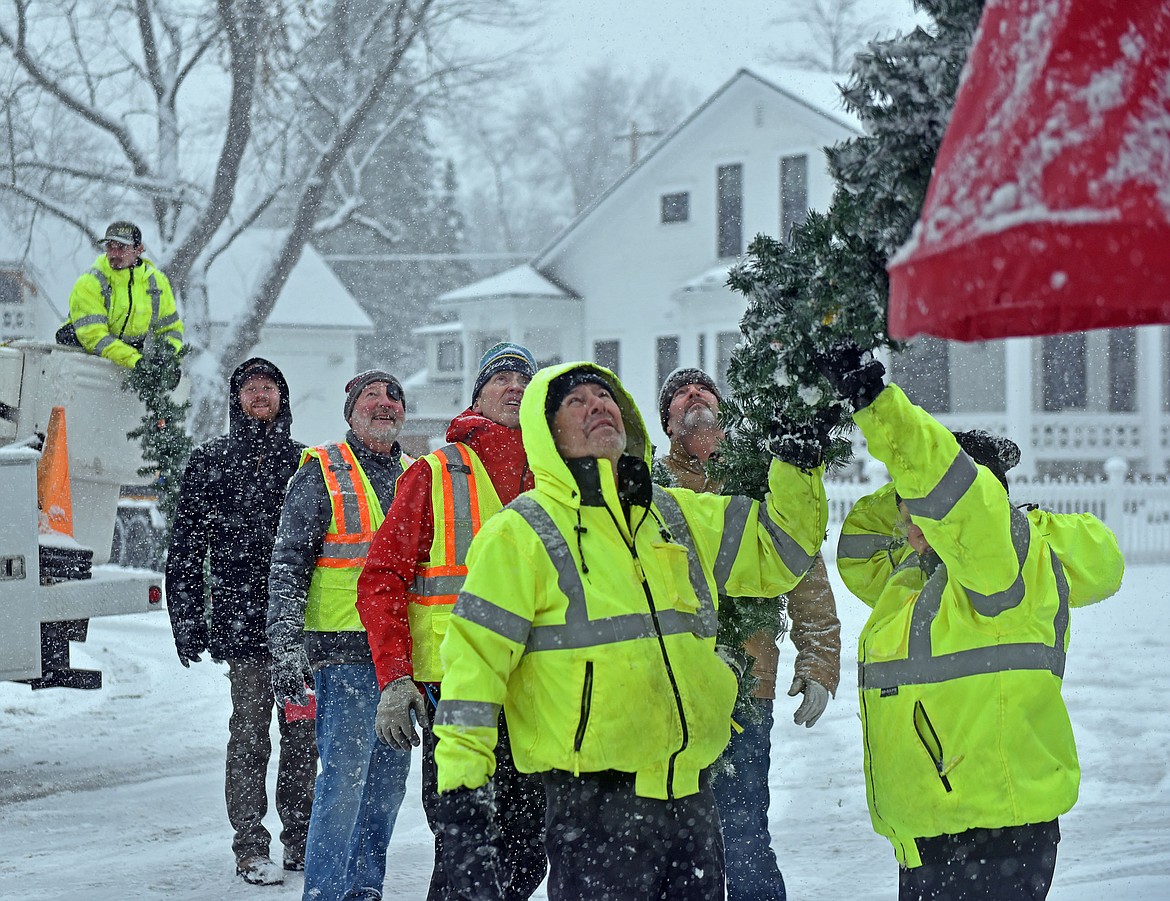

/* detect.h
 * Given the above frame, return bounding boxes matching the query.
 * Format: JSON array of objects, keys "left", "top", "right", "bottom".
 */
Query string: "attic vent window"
[
  {"left": 0, "top": 270, "right": 20, "bottom": 304},
  {"left": 661, "top": 192, "right": 690, "bottom": 223}
]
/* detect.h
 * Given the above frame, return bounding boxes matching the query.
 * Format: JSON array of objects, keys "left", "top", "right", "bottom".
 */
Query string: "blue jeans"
[
  {"left": 713, "top": 699, "right": 786, "bottom": 901},
  {"left": 303, "top": 663, "right": 411, "bottom": 901}
]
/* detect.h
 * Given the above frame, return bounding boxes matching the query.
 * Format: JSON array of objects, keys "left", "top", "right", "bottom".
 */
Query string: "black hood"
[{"left": 228, "top": 357, "right": 293, "bottom": 439}]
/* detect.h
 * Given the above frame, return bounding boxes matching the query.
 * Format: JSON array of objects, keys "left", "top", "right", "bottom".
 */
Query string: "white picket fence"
[{"left": 824, "top": 468, "right": 1170, "bottom": 565}]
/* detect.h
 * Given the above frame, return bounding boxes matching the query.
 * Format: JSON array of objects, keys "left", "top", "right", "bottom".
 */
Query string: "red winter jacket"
[{"left": 357, "top": 408, "right": 532, "bottom": 689}]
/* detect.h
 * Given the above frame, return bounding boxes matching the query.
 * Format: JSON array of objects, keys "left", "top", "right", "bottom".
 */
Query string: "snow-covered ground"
[{"left": 1, "top": 563, "right": 1167, "bottom": 900}]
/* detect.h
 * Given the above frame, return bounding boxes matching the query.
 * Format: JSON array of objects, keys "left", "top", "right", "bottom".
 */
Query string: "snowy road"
[{"left": 0, "top": 563, "right": 1167, "bottom": 900}]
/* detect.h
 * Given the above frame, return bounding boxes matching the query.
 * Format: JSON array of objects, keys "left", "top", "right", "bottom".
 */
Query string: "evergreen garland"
[
  {"left": 124, "top": 341, "right": 193, "bottom": 539},
  {"left": 710, "top": 0, "right": 986, "bottom": 499}
]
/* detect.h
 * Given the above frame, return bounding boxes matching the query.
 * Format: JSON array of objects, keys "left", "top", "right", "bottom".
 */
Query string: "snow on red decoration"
[{"left": 887, "top": 0, "right": 1170, "bottom": 341}]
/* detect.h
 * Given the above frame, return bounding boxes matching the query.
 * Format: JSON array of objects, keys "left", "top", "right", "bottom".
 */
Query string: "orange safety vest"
[
  {"left": 409, "top": 443, "right": 502, "bottom": 680},
  {"left": 302, "top": 442, "right": 410, "bottom": 632}
]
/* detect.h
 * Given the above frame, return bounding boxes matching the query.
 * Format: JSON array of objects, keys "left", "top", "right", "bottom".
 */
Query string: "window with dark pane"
[
  {"left": 1042, "top": 333, "right": 1087, "bottom": 411},
  {"left": 436, "top": 339, "right": 462, "bottom": 373},
  {"left": 661, "top": 192, "right": 689, "bottom": 223},
  {"left": 594, "top": 340, "right": 620, "bottom": 377},
  {"left": 890, "top": 337, "right": 952, "bottom": 413},
  {"left": 656, "top": 336, "right": 680, "bottom": 390},
  {"left": 780, "top": 154, "right": 809, "bottom": 242},
  {"left": 1107, "top": 328, "right": 1136, "bottom": 412},
  {"left": 716, "top": 164, "right": 743, "bottom": 258},
  {"left": 715, "top": 331, "right": 740, "bottom": 395}
]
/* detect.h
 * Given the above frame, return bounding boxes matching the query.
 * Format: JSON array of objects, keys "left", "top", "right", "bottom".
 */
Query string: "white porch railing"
[{"left": 825, "top": 466, "right": 1170, "bottom": 565}]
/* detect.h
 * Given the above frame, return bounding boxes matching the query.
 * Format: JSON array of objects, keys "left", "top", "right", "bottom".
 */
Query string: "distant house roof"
[
  {"left": 437, "top": 264, "right": 575, "bottom": 303},
  {"left": 534, "top": 67, "right": 860, "bottom": 269},
  {"left": 207, "top": 229, "right": 371, "bottom": 329},
  {"left": 677, "top": 264, "right": 735, "bottom": 295},
  {"left": 413, "top": 321, "right": 463, "bottom": 335},
  {"left": 748, "top": 66, "right": 861, "bottom": 132}
]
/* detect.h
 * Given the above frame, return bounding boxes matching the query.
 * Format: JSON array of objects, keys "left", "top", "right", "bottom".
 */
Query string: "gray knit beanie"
[{"left": 344, "top": 369, "right": 404, "bottom": 422}]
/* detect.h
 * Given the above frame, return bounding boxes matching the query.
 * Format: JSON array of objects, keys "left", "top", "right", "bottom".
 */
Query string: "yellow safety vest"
[
  {"left": 409, "top": 443, "right": 502, "bottom": 681},
  {"left": 302, "top": 442, "right": 408, "bottom": 632}
]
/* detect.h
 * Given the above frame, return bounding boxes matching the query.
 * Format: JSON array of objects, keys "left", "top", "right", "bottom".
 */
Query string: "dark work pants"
[
  {"left": 423, "top": 687, "right": 547, "bottom": 901},
  {"left": 542, "top": 770, "right": 725, "bottom": 901},
  {"left": 712, "top": 698, "right": 786, "bottom": 901},
  {"left": 899, "top": 820, "right": 1060, "bottom": 901},
  {"left": 226, "top": 656, "right": 317, "bottom": 862}
]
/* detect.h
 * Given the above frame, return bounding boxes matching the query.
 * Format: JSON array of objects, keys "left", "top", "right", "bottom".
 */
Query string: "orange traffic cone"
[{"left": 37, "top": 406, "right": 74, "bottom": 537}]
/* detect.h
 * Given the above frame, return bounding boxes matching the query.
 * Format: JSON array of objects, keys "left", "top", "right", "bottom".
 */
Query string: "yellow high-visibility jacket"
[
  {"left": 407, "top": 444, "right": 503, "bottom": 681},
  {"left": 302, "top": 442, "right": 406, "bottom": 632},
  {"left": 65, "top": 255, "right": 183, "bottom": 368},
  {"left": 433, "top": 362, "right": 827, "bottom": 801},
  {"left": 837, "top": 384, "right": 1124, "bottom": 868}
]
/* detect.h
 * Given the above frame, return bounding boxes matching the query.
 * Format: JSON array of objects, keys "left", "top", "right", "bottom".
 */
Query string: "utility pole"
[{"left": 615, "top": 120, "right": 664, "bottom": 166}]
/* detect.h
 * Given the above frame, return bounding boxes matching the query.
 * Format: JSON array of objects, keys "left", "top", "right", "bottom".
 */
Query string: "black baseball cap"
[{"left": 102, "top": 221, "right": 142, "bottom": 247}]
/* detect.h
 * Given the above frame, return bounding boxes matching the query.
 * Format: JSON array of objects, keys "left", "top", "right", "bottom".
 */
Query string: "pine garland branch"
[{"left": 123, "top": 341, "right": 193, "bottom": 541}]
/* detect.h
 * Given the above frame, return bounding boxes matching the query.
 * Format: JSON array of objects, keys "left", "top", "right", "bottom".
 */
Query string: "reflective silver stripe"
[
  {"left": 837, "top": 532, "right": 896, "bottom": 560},
  {"left": 904, "top": 452, "right": 978, "bottom": 521},
  {"left": 72, "top": 314, "right": 108, "bottom": 329},
  {"left": 155, "top": 312, "right": 180, "bottom": 328},
  {"left": 453, "top": 591, "right": 531, "bottom": 645},
  {"left": 962, "top": 505, "right": 1030, "bottom": 616},
  {"left": 411, "top": 574, "right": 466, "bottom": 596},
  {"left": 508, "top": 494, "right": 714, "bottom": 653},
  {"left": 860, "top": 534, "right": 1071, "bottom": 689},
  {"left": 93, "top": 334, "right": 116, "bottom": 354},
  {"left": 907, "top": 562, "right": 948, "bottom": 661},
  {"left": 88, "top": 268, "right": 112, "bottom": 311},
  {"left": 860, "top": 642, "right": 1068, "bottom": 689},
  {"left": 510, "top": 496, "right": 587, "bottom": 608},
  {"left": 711, "top": 494, "right": 751, "bottom": 593},
  {"left": 437, "top": 444, "right": 476, "bottom": 564},
  {"left": 652, "top": 487, "right": 718, "bottom": 639},
  {"left": 146, "top": 273, "right": 162, "bottom": 334},
  {"left": 319, "top": 540, "right": 370, "bottom": 560},
  {"left": 759, "top": 513, "right": 815, "bottom": 578},
  {"left": 1049, "top": 549, "right": 1070, "bottom": 673},
  {"left": 434, "top": 698, "right": 500, "bottom": 729},
  {"left": 323, "top": 444, "right": 365, "bottom": 533}
]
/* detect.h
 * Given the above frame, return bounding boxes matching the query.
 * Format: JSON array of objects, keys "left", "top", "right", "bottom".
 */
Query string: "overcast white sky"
[{"left": 526, "top": 0, "right": 926, "bottom": 93}]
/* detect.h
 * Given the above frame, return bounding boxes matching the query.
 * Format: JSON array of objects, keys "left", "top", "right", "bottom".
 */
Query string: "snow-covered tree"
[
  {"left": 0, "top": 0, "right": 525, "bottom": 440},
  {"left": 766, "top": 0, "right": 890, "bottom": 73},
  {"left": 712, "top": 0, "right": 986, "bottom": 499},
  {"left": 453, "top": 63, "right": 700, "bottom": 256}
]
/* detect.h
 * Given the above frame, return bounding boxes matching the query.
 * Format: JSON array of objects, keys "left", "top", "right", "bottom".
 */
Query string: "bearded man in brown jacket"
[{"left": 656, "top": 368, "right": 841, "bottom": 901}]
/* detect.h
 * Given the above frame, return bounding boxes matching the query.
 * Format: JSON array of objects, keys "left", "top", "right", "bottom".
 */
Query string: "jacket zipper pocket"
[
  {"left": 574, "top": 661, "right": 594, "bottom": 754},
  {"left": 913, "top": 700, "right": 955, "bottom": 793}
]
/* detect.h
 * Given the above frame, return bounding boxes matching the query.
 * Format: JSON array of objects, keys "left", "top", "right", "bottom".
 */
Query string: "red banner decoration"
[{"left": 887, "top": 0, "right": 1170, "bottom": 341}]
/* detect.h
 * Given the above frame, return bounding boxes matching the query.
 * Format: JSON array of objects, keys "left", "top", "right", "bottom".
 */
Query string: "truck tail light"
[{"left": 148, "top": 585, "right": 162, "bottom": 607}]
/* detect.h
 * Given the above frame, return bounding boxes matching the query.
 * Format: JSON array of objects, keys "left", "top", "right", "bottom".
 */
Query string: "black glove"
[
  {"left": 433, "top": 784, "right": 503, "bottom": 900},
  {"left": 270, "top": 645, "right": 312, "bottom": 706},
  {"left": 715, "top": 644, "right": 752, "bottom": 691},
  {"left": 173, "top": 624, "right": 208, "bottom": 668},
  {"left": 815, "top": 341, "right": 886, "bottom": 409},
  {"left": 768, "top": 406, "right": 838, "bottom": 470}
]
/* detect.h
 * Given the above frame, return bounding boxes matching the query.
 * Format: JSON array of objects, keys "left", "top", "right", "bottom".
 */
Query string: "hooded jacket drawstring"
[{"left": 574, "top": 514, "right": 589, "bottom": 574}]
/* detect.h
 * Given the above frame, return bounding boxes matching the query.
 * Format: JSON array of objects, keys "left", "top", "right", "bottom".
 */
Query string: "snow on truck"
[{"left": 0, "top": 340, "right": 172, "bottom": 688}]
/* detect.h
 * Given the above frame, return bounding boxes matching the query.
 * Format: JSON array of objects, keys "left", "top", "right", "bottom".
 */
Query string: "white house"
[
  {"left": 202, "top": 228, "right": 372, "bottom": 446},
  {"left": 402, "top": 66, "right": 1170, "bottom": 480},
  {"left": 403, "top": 67, "right": 858, "bottom": 450}
]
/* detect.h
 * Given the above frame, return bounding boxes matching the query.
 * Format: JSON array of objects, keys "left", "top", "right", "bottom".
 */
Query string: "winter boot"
[{"left": 236, "top": 855, "right": 285, "bottom": 886}]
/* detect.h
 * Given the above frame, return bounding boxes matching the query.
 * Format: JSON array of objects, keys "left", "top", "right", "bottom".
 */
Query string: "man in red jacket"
[{"left": 357, "top": 342, "right": 546, "bottom": 901}]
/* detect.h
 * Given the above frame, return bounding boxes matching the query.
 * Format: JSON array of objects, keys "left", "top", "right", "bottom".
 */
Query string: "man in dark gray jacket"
[
  {"left": 167, "top": 357, "right": 316, "bottom": 886},
  {"left": 267, "top": 369, "right": 413, "bottom": 901}
]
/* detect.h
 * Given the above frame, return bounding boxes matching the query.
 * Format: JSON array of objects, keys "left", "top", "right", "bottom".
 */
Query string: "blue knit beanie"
[{"left": 472, "top": 343, "right": 537, "bottom": 401}]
